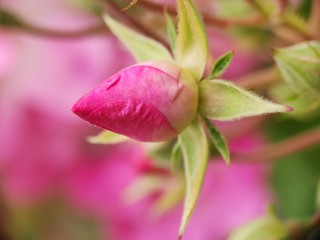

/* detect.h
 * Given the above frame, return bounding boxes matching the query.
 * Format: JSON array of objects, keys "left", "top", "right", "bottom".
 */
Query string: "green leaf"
[
  {"left": 274, "top": 41, "right": 320, "bottom": 95},
  {"left": 247, "top": 0, "right": 277, "bottom": 18},
  {"left": 103, "top": 15, "right": 173, "bottom": 63},
  {"left": 267, "top": 119, "right": 320, "bottom": 219},
  {"left": 228, "top": 212, "right": 289, "bottom": 240},
  {"left": 88, "top": 130, "right": 129, "bottom": 144},
  {"left": 209, "top": 50, "right": 234, "bottom": 78},
  {"left": 178, "top": 116, "right": 209, "bottom": 237},
  {"left": 175, "top": 0, "right": 208, "bottom": 80},
  {"left": 199, "top": 79, "right": 290, "bottom": 121},
  {"left": 282, "top": 9, "right": 309, "bottom": 36},
  {"left": 171, "top": 141, "right": 183, "bottom": 172},
  {"left": 297, "top": 0, "right": 313, "bottom": 19},
  {"left": 165, "top": 11, "right": 177, "bottom": 51},
  {"left": 123, "top": 175, "right": 164, "bottom": 204},
  {"left": 151, "top": 178, "right": 185, "bottom": 217},
  {"left": 203, "top": 118, "right": 230, "bottom": 166}
]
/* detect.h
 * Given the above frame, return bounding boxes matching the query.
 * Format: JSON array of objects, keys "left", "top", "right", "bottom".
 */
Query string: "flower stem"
[
  {"left": 138, "top": 0, "right": 265, "bottom": 29},
  {"left": 21, "top": 23, "right": 107, "bottom": 39},
  {"left": 236, "top": 65, "right": 281, "bottom": 90},
  {"left": 107, "top": 1, "right": 170, "bottom": 50},
  {"left": 234, "top": 127, "right": 320, "bottom": 163}
]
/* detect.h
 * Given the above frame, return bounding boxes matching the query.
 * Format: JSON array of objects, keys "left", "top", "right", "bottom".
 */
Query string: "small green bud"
[{"left": 274, "top": 41, "right": 320, "bottom": 96}]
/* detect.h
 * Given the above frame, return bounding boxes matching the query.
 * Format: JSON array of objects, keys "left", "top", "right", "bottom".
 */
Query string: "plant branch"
[
  {"left": 235, "top": 65, "right": 281, "bottom": 90},
  {"left": 138, "top": 0, "right": 265, "bottom": 29},
  {"left": 288, "top": 214, "right": 320, "bottom": 240},
  {"left": 107, "top": 1, "right": 170, "bottom": 49},
  {"left": 19, "top": 23, "right": 107, "bottom": 39},
  {"left": 234, "top": 127, "right": 320, "bottom": 163}
]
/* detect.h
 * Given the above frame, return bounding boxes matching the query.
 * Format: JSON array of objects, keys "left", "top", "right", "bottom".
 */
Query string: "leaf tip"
[
  {"left": 225, "top": 157, "right": 231, "bottom": 168},
  {"left": 276, "top": 104, "right": 293, "bottom": 113},
  {"left": 285, "top": 106, "right": 294, "bottom": 112},
  {"left": 87, "top": 136, "right": 98, "bottom": 144}
]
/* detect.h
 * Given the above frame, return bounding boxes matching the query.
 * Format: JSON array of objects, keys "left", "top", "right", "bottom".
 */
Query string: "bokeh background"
[{"left": 0, "top": 0, "right": 319, "bottom": 239}]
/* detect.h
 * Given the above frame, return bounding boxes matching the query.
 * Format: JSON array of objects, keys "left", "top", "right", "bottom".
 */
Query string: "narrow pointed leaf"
[
  {"left": 103, "top": 15, "right": 173, "bottom": 62},
  {"left": 199, "top": 79, "right": 291, "bottom": 121},
  {"left": 88, "top": 130, "right": 129, "bottom": 144},
  {"left": 123, "top": 175, "right": 164, "bottom": 204},
  {"left": 175, "top": 0, "right": 208, "bottom": 80},
  {"left": 151, "top": 179, "right": 184, "bottom": 217},
  {"left": 178, "top": 116, "right": 209, "bottom": 237},
  {"left": 165, "top": 11, "right": 177, "bottom": 51},
  {"left": 283, "top": 9, "right": 309, "bottom": 35},
  {"left": 203, "top": 118, "right": 230, "bottom": 166},
  {"left": 228, "top": 211, "right": 288, "bottom": 240},
  {"left": 171, "top": 141, "right": 183, "bottom": 172},
  {"left": 209, "top": 51, "right": 234, "bottom": 78}
]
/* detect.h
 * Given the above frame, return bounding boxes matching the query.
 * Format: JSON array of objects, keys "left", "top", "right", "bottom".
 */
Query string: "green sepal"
[
  {"left": 178, "top": 116, "right": 209, "bottom": 237},
  {"left": 165, "top": 11, "right": 177, "bottom": 51},
  {"left": 273, "top": 41, "right": 320, "bottom": 95},
  {"left": 88, "top": 130, "right": 129, "bottom": 144},
  {"left": 151, "top": 178, "right": 185, "bottom": 217},
  {"left": 103, "top": 15, "right": 173, "bottom": 63},
  {"left": 228, "top": 206, "right": 289, "bottom": 240},
  {"left": 282, "top": 9, "right": 309, "bottom": 36},
  {"left": 123, "top": 175, "right": 164, "bottom": 204},
  {"left": 247, "top": 0, "right": 277, "bottom": 18},
  {"left": 171, "top": 141, "right": 183, "bottom": 172},
  {"left": 175, "top": 0, "right": 208, "bottom": 80},
  {"left": 209, "top": 51, "right": 234, "bottom": 78},
  {"left": 199, "top": 79, "right": 290, "bottom": 121},
  {"left": 203, "top": 118, "right": 230, "bottom": 166}
]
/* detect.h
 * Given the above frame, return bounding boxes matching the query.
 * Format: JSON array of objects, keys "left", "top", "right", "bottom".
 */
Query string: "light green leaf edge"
[
  {"left": 228, "top": 211, "right": 288, "bottom": 240},
  {"left": 199, "top": 79, "right": 291, "bottom": 121},
  {"left": 282, "top": 9, "right": 309, "bottom": 36},
  {"left": 203, "top": 118, "right": 230, "bottom": 166},
  {"left": 209, "top": 50, "right": 234, "bottom": 78},
  {"left": 103, "top": 15, "right": 173, "bottom": 63},
  {"left": 151, "top": 179, "right": 185, "bottom": 218},
  {"left": 88, "top": 130, "right": 129, "bottom": 144},
  {"left": 165, "top": 11, "right": 177, "bottom": 51},
  {"left": 178, "top": 116, "right": 209, "bottom": 237},
  {"left": 175, "top": 0, "right": 208, "bottom": 80},
  {"left": 122, "top": 175, "right": 164, "bottom": 204}
]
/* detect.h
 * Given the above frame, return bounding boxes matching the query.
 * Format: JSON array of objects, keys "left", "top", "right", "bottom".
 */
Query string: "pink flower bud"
[{"left": 72, "top": 61, "right": 198, "bottom": 142}]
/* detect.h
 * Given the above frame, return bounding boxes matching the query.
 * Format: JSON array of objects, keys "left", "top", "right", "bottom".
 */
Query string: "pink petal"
[{"left": 72, "top": 65, "right": 183, "bottom": 141}]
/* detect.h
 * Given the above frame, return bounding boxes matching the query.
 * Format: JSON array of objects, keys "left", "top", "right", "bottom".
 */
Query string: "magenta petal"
[{"left": 72, "top": 98, "right": 177, "bottom": 142}]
